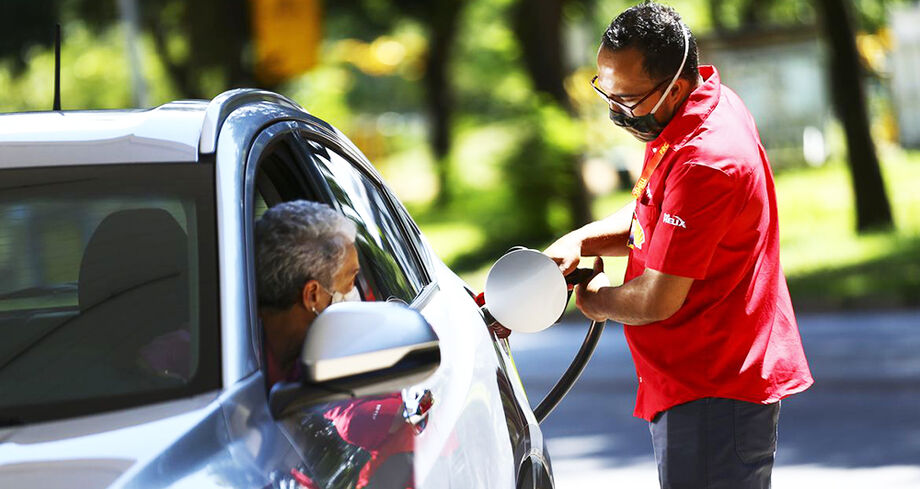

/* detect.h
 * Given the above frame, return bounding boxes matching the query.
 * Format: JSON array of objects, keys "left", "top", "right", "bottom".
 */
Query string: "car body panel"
[
  {"left": 121, "top": 373, "right": 298, "bottom": 489},
  {"left": 411, "top": 264, "right": 517, "bottom": 488},
  {"left": 0, "top": 374, "right": 312, "bottom": 489},
  {"left": 413, "top": 235, "right": 551, "bottom": 483},
  {"left": 0, "top": 391, "right": 219, "bottom": 489},
  {"left": 0, "top": 89, "right": 553, "bottom": 488}
]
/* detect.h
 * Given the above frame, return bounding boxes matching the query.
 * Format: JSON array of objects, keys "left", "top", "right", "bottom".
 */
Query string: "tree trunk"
[
  {"left": 512, "top": 0, "right": 592, "bottom": 227},
  {"left": 741, "top": 0, "right": 774, "bottom": 28},
  {"left": 422, "top": 0, "right": 463, "bottom": 208},
  {"left": 815, "top": 0, "right": 894, "bottom": 232},
  {"left": 512, "top": 0, "right": 569, "bottom": 108},
  {"left": 189, "top": 0, "right": 253, "bottom": 91},
  {"left": 708, "top": 0, "right": 726, "bottom": 33}
]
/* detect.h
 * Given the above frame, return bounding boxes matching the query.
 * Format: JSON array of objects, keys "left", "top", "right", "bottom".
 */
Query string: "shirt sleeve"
[{"left": 645, "top": 162, "right": 744, "bottom": 280}]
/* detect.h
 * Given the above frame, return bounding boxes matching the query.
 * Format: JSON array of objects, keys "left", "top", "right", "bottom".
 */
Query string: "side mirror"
[{"left": 269, "top": 301, "right": 440, "bottom": 419}]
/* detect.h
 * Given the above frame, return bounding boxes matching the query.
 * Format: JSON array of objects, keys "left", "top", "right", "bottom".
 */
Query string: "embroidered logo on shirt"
[
  {"left": 627, "top": 215, "right": 646, "bottom": 250},
  {"left": 663, "top": 213, "right": 687, "bottom": 228}
]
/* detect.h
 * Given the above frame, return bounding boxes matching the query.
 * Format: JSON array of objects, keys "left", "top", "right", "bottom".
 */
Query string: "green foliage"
[
  {"left": 421, "top": 0, "right": 595, "bottom": 258},
  {"left": 0, "top": 0, "right": 63, "bottom": 70},
  {"left": 499, "top": 100, "right": 586, "bottom": 239},
  {"left": 707, "top": 0, "right": 814, "bottom": 31},
  {"left": 775, "top": 148, "right": 920, "bottom": 308},
  {"left": 284, "top": 64, "right": 356, "bottom": 129},
  {"left": 0, "top": 23, "right": 177, "bottom": 112},
  {"left": 851, "top": 0, "right": 910, "bottom": 31},
  {"left": 0, "top": 0, "right": 912, "bottom": 309},
  {"left": 452, "top": 0, "right": 526, "bottom": 118},
  {"left": 702, "top": 0, "right": 911, "bottom": 33}
]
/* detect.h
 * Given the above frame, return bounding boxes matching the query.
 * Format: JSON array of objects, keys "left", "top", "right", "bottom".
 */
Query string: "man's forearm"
[
  {"left": 579, "top": 267, "right": 694, "bottom": 326},
  {"left": 595, "top": 280, "right": 662, "bottom": 325}
]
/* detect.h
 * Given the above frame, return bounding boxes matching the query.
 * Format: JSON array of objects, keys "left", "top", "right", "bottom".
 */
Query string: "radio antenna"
[{"left": 53, "top": 23, "right": 61, "bottom": 111}]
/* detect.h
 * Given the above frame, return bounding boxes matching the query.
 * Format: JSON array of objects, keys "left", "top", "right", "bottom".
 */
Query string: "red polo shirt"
[{"left": 623, "top": 66, "right": 813, "bottom": 421}]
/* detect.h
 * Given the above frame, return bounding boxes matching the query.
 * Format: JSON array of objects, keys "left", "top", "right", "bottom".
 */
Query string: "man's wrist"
[
  {"left": 596, "top": 285, "right": 615, "bottom": 322},
  {"left": 566, "top": 229, "right": 587, "bottom": 254}
]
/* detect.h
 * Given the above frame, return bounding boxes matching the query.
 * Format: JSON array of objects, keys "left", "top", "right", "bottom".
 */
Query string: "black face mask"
[{"left": 609, "top": 108, "right": 665, "bottom": 143}]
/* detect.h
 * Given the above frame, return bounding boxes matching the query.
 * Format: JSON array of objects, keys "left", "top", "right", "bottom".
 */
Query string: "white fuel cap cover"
[{"left": 484, "top": 248, "right": 568, "bottom": 333}]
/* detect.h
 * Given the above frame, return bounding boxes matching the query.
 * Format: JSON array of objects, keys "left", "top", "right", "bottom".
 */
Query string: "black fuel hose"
[
  {"left": 533, "top": 318, "right": 605, "bottom": 423},
  {"left": 482, "top": 251, "right": 606, "bottom": 424},
  {"left": 532, "top": 267, "right": 606, "bottom": 423}
]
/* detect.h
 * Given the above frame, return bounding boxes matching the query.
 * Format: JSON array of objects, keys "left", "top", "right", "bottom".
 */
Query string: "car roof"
[
  {"left": 0, "top": 101, "right": 208, "bottom": 168},
  {"left": 0, "top": 90, "right": 308, "bottom": 169}
]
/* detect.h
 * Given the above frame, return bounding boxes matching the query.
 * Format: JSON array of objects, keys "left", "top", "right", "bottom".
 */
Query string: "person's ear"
[
  {"left": 301, "top": 279, "right": 323, "bottom": 313},
  {"left": 668, "top": 77, "right": 688, "bottom": 104}
]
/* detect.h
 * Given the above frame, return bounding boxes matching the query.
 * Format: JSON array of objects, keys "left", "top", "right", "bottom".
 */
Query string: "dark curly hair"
[{"left": 601, "top": 2, "right": 699, "bottom": 82}]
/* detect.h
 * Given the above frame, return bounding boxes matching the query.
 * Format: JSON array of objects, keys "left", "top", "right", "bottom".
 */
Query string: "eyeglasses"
[{"left": 590, "top": 75, "right": 671, "bottom": 119}]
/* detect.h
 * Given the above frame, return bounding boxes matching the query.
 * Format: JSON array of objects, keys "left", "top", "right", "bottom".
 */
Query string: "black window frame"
[{"left": 293, "top": 130, "right": 435, "bottom": 297}]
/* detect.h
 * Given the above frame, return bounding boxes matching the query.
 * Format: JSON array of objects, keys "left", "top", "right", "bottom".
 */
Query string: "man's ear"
[
  {"left": 301, "top": 279, "right": 323, "bottom": 312},
  {"left": 668, "top": 77, "right": 688, "bottom": 103}
]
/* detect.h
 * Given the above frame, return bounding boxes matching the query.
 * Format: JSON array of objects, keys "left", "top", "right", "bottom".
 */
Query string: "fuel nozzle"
[{"left": 564, "top": 267, "right": 595, "bottom": 289}]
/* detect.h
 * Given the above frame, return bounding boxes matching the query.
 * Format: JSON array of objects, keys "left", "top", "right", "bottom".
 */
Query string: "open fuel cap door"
[{"left": 484, "top": 248, "right": 568, "bottom": 333}]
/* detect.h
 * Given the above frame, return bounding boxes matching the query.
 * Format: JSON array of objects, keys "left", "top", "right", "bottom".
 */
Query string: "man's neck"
[{"left": 260, "top": 307, "right": 313, "bottom": 371}]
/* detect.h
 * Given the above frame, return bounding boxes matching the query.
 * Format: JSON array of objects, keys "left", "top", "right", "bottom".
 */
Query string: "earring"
[{"left": 311, "top": 306, "right": 318, "bottom": 315}]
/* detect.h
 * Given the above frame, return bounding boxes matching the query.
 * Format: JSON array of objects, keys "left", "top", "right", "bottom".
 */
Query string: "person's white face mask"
[
  {"left": 331, "top": 286, "right": 360, "bottom": 304},
  {"left": 314, "top": 284, "right": 361, "bottom": 315}
]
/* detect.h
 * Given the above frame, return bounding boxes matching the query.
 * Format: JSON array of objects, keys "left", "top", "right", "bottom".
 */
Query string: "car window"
[
  {"left": 0, "top": 163, "right": 221, "bottom": 424},
  {"left": 255, "top": 191, "right": 270, "bottom": 220},
  {"left": 303, "top": 140, "right": 427, "bottom": 303}
]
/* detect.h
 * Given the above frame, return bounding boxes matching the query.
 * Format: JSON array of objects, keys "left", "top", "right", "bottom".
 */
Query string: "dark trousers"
[{"left": 649, "top": 398, "right": 780, "bottom": 489}]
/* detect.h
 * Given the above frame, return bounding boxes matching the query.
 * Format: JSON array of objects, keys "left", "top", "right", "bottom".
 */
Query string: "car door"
[
  {"left": 289, "top": 132, "right": 520, "bottom": 489},
  {"left": 242, "top": 123, "right": 418, "bottom": 489}
]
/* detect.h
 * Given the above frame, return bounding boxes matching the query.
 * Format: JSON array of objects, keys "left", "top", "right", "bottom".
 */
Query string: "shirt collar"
[
  {"left": 651, "top": 65, "right": 721, "bottom": 150},
  {"left": 265, "top": 342, "right": 302, "bottom": 386}
]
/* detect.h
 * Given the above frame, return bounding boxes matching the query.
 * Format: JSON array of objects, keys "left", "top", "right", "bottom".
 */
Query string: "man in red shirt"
[{"left": 544, "top": 3, "right": 813, "bottom": 487}]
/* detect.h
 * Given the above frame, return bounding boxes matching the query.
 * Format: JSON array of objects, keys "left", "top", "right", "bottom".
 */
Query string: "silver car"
[{"left": 0, "top": 90, "right": 553, "bottom": 489}]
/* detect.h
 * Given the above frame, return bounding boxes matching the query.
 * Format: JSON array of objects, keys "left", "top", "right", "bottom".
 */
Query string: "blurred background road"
[{"left": 511, "top": 310, "right": 920, "bottom": 489}]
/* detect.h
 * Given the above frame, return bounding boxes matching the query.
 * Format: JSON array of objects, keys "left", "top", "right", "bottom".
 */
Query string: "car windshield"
[{"left": 0, "top": 163, "right": 220, "bottom": 425}]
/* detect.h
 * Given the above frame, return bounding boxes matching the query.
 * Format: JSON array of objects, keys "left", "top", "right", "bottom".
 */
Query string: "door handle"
[{"left": 402, "top": 387, "right": 434, "bottom": 434}]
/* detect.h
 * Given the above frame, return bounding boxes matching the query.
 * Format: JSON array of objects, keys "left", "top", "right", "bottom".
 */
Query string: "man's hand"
[
  {"left": 544, "top": 234, "right": 582, "bottom": 276},
  {"left": 575, "top": 257, "right": 611, "bottom": 322}
]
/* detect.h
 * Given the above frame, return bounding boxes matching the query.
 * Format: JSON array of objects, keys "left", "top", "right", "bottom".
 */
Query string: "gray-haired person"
[{"left": 255, "top": 200, "right": 361, "bottom": 385}]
